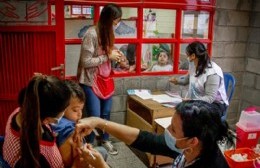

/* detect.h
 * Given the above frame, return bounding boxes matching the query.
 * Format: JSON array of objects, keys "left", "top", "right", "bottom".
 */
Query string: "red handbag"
[
  {"left": 92, "top": 49, "right": 114, "bottom": 99},
  {"left": 92, "top": 74, "right": 115, "bottom": 99}
]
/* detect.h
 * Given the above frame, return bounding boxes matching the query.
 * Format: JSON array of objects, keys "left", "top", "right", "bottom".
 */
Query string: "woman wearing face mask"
[
  {"left": 77, "top": 3, "right": 122, "bottom": 155},
  {"left": 73, "top": 100, "right": 235, "bottom": 168},
  {"left": 169, "top": 41, "right": 228, "bottom": 118},
  {"left": 3, "top": 74, "right": 72, "bottom": 168}
]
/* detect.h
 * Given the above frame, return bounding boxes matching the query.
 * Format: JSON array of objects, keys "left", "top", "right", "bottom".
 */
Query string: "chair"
[{"left": 221, "top": 72, "right": 236, "bottom": 121}]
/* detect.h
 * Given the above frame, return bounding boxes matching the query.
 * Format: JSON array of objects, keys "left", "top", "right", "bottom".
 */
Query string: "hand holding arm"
[{"left": 74, "top": 117, "right": 140, "bottom": 145}]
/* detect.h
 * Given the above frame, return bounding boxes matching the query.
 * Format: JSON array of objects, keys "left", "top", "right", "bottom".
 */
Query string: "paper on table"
[
  {"left": 152, "top": 94, "right": 182, "bottom": 103},
  {"left": 134, "top": 90, "right": 153, "bottom": 99},
  {"left": 165, "top": 91, "right": 182, "bottom": 99},
  {"left": 154, "top": 117, "right": 172, "bottom": 129}
]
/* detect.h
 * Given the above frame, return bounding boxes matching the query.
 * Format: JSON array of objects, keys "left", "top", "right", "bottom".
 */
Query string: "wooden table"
[{"left": 126, "top": 93, "right": 174, "bottom": 167}]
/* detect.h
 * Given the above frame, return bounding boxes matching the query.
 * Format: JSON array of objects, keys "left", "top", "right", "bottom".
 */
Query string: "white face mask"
[
  {"left": 50, "top": 113, "right": 64, "bottom": 126},
  {"left": 187, "top": 57, "right": 193, "bottom": 62},
  {"left": 164, "top": 129, "right": 190, "bottom": 153},
  {"left": 113, "top": 21, "right": 120, "bottom": 31}
]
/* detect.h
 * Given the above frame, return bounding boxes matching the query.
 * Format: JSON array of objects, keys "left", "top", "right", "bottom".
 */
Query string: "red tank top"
[{"left": 3, "top": 108, "right": 64, "bottom": 168}]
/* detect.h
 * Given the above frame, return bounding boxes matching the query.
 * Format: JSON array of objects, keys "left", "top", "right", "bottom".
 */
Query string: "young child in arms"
[{"left": 51, "top": 80, "right": 108, "bottom": 167}]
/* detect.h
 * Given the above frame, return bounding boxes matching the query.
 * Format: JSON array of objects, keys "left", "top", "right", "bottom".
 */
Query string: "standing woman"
[
  {"left": 169, "top": 41, "right": 228, "bottom": 117},
  {"left": 3, "top": 75, "right": 71, "bottom": 168},
  {"left": 77, "top": 3, "right": 122, "bottom": 155}
]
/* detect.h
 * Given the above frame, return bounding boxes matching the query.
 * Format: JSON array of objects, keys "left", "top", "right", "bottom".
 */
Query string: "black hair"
[
  {"left": 20, "top": 75, "right": 71, "bottom": 168},
  {"left": 64, "top": 80, "right": 85, "bottom": 103},
  {"left": 126, "top": 44, "right": 136, "bottom": 66},
  {"left": 18, "top": 87, "right": 27, "bottom": 107},
  {"left": 186, "top": 41, "right": 212, "bottom": 77},
  {"left": 175, "top": 100, "right": 235, "bottom": 167},
  {"left": 98, "top": 3, "right": 122, "bottom": 54}
]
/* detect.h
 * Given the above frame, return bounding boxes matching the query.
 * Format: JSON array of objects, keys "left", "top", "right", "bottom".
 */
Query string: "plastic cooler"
[
  {"left": 224, "top": 148, "right": 260, "bottom": 168},
  {"left": 236, "top": 110, "right": 260, "bottom": 149}
]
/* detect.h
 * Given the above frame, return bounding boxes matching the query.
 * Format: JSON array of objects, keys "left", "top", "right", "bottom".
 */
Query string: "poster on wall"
[
  {"left": 197, "top": 13, "right": 209, "bottom": 36},
  {"left": 183, "top": 14, "right": 194, "bottom": 34},
  {"left": 144, "top": 10, "right": 157, "bottom": 38},
  {"left": 72, "top": 5, "right": 81, "bottom": 15}
]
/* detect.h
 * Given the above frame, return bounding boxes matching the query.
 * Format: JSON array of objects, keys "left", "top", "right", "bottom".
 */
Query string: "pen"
[
  {"left": 89, "top": 151, "right": 96, "bottom": 160},
  {"left": 93, "top": 129, "right": 100, "bottom": 136},
  {"left": 81, "top": 136, "right": 96, "bottom": 160}
]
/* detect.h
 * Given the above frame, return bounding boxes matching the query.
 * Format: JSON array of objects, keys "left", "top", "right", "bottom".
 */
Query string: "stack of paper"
[
  {"left": 154, "top": 117, "right": 172, "bottom": 128},
  {"left": 127, "top": 89, "right": 152, "bottom": 99},
  {"left": 151, "top": 94, "right": 182, "bottom": 104}
]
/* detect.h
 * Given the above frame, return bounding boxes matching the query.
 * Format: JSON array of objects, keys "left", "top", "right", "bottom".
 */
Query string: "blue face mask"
[{"left": 164, "top": 129, "right": 189, "bottom": 153}]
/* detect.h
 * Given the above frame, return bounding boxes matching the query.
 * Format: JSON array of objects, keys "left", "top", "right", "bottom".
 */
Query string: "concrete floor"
[
  {"left": 106, "top": 142, "right": 172, "bottom": 168},
  {"left": 106, "top": 142, "right": 147, "bottom": 168}
]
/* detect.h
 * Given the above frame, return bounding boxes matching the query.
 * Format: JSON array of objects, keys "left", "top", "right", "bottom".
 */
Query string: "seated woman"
[
  {"left": 169, "top": 41, "right": 228, "bottom": 117},
  {"left": 74, "top": 100, "right": 235, "bottom": 168}
]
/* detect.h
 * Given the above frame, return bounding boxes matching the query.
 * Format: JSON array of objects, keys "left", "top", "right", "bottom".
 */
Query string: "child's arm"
[{"left": 59, "top": 133, "right": 79, "bottom": 167}]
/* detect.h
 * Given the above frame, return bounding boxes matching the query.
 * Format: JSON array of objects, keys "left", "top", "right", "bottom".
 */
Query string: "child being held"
[{"left": 51, "top": 80, "right": 108, "bottom": 167}]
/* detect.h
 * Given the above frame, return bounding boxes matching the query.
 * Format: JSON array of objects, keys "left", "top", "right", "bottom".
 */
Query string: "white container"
[{"left": 237, "top": 110, "right": 260, "bottom": 132}]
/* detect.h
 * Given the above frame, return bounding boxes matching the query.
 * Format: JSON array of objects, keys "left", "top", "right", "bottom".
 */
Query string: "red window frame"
[{"left": 64, "top": 0, "right": 216, "bottom": 78}]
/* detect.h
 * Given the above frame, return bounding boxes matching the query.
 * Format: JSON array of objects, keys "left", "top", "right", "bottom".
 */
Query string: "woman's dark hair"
[
  {"left": 175, "top": 100, "right": 235, "bottom": 167},
  {"left": 20, "top": 75, "right": 71, "bottom": 168},
  {"left": 98, "top": 3, "right": 122, "bottom": 55},
  {"left": 18, "top": 87, "right": 27, "bottom": 107},
  {"left": 186, "top": 41, "right": 212, "bottom": 77},
  {"left": 64, "top": 80, "right": 85, "bottom": 103},
  {"left": 126, "top": 44, "right": 136, "bottom": 66}
]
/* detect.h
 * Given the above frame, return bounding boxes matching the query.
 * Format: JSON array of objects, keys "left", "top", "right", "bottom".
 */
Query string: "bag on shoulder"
[{"left": 92, "top": 74, "right": 114, "bottom": 99}]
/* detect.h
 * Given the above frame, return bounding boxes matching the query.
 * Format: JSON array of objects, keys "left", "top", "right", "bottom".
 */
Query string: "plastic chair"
[{"left": 221, "top": 72, "right": 236, "bottom": 121}]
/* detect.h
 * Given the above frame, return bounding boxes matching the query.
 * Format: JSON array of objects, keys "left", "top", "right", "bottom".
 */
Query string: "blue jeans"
[{"left": 81, "top": 85, "right": 112, "bottom": 143}]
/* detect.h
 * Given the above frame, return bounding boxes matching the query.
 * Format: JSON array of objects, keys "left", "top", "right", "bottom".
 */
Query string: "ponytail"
[
  {"left": 20, "top": 76, "right": 43, "bottom": 168},
  {"left": 186, "top": 41, "right": 212, "bottom": 77},
  {"left": 19, "top": 75, "right": 71, "bottom": 167}
]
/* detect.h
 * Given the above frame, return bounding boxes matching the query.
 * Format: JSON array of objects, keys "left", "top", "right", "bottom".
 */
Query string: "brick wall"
[
  {"left": 213, "top": 0, "right": 251, "bottom": 128},
  {"left": 240, "top": 1, "right": 260, "bottom": 117}
]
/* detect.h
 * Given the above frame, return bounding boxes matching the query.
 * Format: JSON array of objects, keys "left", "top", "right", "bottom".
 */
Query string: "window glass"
[
  {"left": 143, "top": 9, "right": 176, "bottom": 38},
  {"left": 65, "top": 44, "right": 81, "bottom": 76},
  {"left": 182, "top": 11, "right": 209, "bottom": 39},
  {"left": 64, "top": 5, "right": 94, "bottom": 39},
  {"left": 112, "top": 43, "right": 137, "bottom": 74},
  {"left": 65, "top": 5, "right": 93, "bottom": 18},
  {"left": 115, "top": 7, "right": 137, "bottom": 38},
  {"left": 179, "top": 44, "right": 189, "bottom": 70},
  {"left": 99, "top": 7, "right": 137, "bottom": 38},
  {"left": 51, "top": 5, "right": 56, "bottom": 25},
  {"left": 142, "top": 43, "right": 174, "bottom": 72}
]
